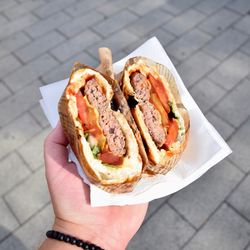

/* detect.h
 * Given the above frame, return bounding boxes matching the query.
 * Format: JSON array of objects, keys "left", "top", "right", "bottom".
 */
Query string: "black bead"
[
  {"left": 71, "top": 238, "right": 77, "bottom": 245},
  {"left": 76, "top": 240, "right": 83, "bottom": 247},
  {"left": 59, "top": 234, "right": 64, "bottom": 241},
  {"left": 64, "top": 236, "right": 70, "bottom": 243},
  {"left": 46, "top": 230, "right": 52, "bottom": 237},
  {"left": 55, "top": 232, "right": 61, "bottom": 239},
  {"left": 84, "top": 244, "right": 89, "bottom": 249},
  {"left": 90, "top": 245, "right": 96, "bottom": 250},
  {"left": 52, "top": 231, "right": 58, "bottom": 238}
]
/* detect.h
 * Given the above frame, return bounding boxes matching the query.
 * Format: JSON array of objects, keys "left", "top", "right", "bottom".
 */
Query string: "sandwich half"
[
  {"left": 58, "top": 62, "right": 142, "bottom": 193},
  {"left": 120, "top": 57, "right": 190, "bottom": 174}
]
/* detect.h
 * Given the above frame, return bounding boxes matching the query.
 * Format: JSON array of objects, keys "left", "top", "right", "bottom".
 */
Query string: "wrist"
[{"left": 53, "top": 217, "right": 126, "bottom": 250}]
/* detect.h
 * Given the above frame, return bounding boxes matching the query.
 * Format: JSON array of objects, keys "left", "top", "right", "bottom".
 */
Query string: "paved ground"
[{"left": 0, "top": 0, "right": 250, "bottom": 249}]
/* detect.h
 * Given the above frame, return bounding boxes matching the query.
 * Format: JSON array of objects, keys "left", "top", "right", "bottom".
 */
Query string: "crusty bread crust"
[
  {"left": 58, "top": 62, "right": 142, "bottom": 193},
  {"left": 120, "top": 57, "right": 190, "bottom": 175}
]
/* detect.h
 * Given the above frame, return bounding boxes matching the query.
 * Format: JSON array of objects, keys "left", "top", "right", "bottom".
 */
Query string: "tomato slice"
[
  {"left": 76, "top": 91, "right": 105, "bottom": 148},
  {"left": 98, "top": 151, "right": 123, "bottom": 165},
  {"left": 164, "top": 119, "right": 179, "bottom": 149},
  {"left": 148, "top": 74, "right": 170, "bottom": 113},
  {"left": 76, "top": 91, "right": 89, "bottom": 130}
]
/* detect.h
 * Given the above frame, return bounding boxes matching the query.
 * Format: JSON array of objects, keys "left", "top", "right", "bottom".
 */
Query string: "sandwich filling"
[
  {"left": 74, "top": 76, "right": 126, "bottom": 166},
  {"left": 76, "top": 77, "right": 126, "bottom": 165},
  {"left": 130, "top": 71, "right": 179, "bottom": 151}
]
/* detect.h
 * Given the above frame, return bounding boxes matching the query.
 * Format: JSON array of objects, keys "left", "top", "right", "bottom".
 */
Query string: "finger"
[{"left": 44, "top": 122, "right": 69, "bottom": 174}]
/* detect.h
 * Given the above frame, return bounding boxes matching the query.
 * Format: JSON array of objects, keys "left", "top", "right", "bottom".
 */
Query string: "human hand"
[{"left": 42, "top": 123, "right": 148, "bottom": 250}]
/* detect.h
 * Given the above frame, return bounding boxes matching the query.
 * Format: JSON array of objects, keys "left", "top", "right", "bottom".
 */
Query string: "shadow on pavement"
[{"left": 0, "top": 226, "right": 27, "bottom": 250}]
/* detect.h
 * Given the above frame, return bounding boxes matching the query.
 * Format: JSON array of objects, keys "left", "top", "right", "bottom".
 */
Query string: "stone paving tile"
[
  {"left": 241, "top": 40, "right": 250, "bottom": 56},
  {"left": 124, "top": 27, "right": 176, "bottom": 54},
  {"left": 228, "top": 117, "right": 250, "bottom": 173},
  {"left": 112, "top": 50, "right": 128, "bottom": 63},
  {"left": 29, "top": 104, "right": 49, "bottom": 128},
  {"left": 189, "top": 78, "right": 226, "bottom": 113},
  {"left": 0, "top": 0, "right": 17, "bottom": 12},
  {"left": 0, "top": 198, "right": 19, "bottom": 241},
  {"left": 93, "top": 10, "right": 138, "bottom": 37},
  {"left": 14, "top": 31, "right": 65, "bottom": 63},
  {"left": 213, "top": 78, "right": 250, "bottom": 128},
  {"left": 144, "top": 196, "right": 169, "bottom": 222},
  {"left": 42, "top": 51, "right": 98, "bottom": 83},
  {"left": 128, "top": 203, "right": 195, "bottom": 250},
  {"left": 151, "top": 28, "right": 176, "bottom": 46},
  {"left": 18, "top": 127, "right": 51, "bottom": 171},
  {"left": 97, "top": 0, "right": 136, "bottom": 16},
  {"left": 0, "top": 54, "right": 21, "bottom": 79},
  {"left": 25, "top": 12, "right": 71, "bottom": 39},
  {"left": 195, "top": 0, "right": 232, "bottom": 15},
  {"left": 0, "top": 203, "right": 53, "bottom": 250},
  {"left": 162, "top": 0, "right": 203, "bottom": 15},
  {"left": 0, "top": 152, "right": 30, "bottom": 196},
  {"left": 0, "top": 14, "right": 8, "bottom": 25},
  {"left": 169, "top": 160, "right": 243, "bottom": 229},
  {"left": 0, "top": 234, "right": 27, "bottom": 250},
  {"left": 128, "top": 9, "right": 172, "bottom": 37},
  {"left": 4, "top": 54, "right": 58, "bottom": 91},
  {"left": 228, "top": 174, "right": 250, "bottom": 221},
  {"left": 14, "top": 203, "right": 53, "bottom": 249},
  {"left": 177, "top": 51, "right": 218, "bottom": 88},
  {"left": 0, "top": 82, "right": 11, "bottom": 102},
  {"left": 162, "top": 9, "right": 205, "bottom": 36},
  {"left": 123, "top": 37, "right": 150, "bottom": 54},
  {"left": 3, "top": 0, "right": 45, "bottom": 20},
  {"left": 228, "top": 0, "right": 250, "bottom": 14},
  {"left": 33, "top": 0, "right": 77, "bottom": 18},
  {"left": 58, "top": 10, "right": 104, "bottom": 38},
  {"left": 128, "top": 0, "right": 166, "bottom": 16},
  {"left": 166, "top": 29, "right": 212, "bottom": 61},
  {"left": 0, "top": 113, "right": 41, "bottom": 159},
  {"left": 208, "top": 51, "right": 250, "bottom": 90},
  {"left": 0, "top": 31, "right": 31, "bottom": 58},
  {"left": 234, "top": 15, "right": 250, "bottom": 35},
  {"left": 204, "top": 28, "right": 248, "bottom": 60},
  {"left": 199, "top": 8, "right": 240, "bottom": 36},
  {"left": 205, "top": 111, "right": 235, "bottom": 140},
  {"left": 66, "top": 0, "right": 107, "bottom": 17},
  {"left": 183, "top": 204, "right": 250, "bottom": 250},
  {"left": 88, "top": 29, "right": 138, "bottom": 59},
  {"left": 0, "top": 13, "right": 38, "bottom": 40},
  {"left": 5, "top": 168, "right": 50, "bottom": 223},
  {"left": 50, "top": 30, "right": 101, "bottom": 62}
]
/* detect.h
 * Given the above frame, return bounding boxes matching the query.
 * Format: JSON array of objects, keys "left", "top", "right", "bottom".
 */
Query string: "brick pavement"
[{"left": 0, "top": 0, "right": 250, "bottom": 249}]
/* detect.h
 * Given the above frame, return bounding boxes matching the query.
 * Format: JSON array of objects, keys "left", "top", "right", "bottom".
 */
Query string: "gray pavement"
[{"left": 0, "top": 0, "right": 250, "bottom": 249}]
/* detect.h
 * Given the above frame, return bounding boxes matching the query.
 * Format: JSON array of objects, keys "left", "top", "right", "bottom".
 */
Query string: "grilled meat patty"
[
  {"left": 130, "top": 72, "right": 166, "bottom": 147},
  {"left": 84, "top": 78, "right": 126, "bottom": 156}
]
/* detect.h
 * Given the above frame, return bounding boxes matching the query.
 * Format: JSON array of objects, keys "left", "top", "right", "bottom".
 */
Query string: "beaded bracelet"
[{"left": 46, "top": 230, "right": 104, "bottom": 250}]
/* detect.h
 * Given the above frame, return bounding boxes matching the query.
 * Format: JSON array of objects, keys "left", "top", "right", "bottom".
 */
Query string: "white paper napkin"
[{"left": 40, "top": 37, "right": 232, "bottom": 206}]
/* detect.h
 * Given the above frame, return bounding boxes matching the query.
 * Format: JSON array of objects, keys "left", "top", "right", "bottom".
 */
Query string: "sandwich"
[
  {"left": 120, "top": 57, "right": 190, "bottom": 174},
  {"left": 58, "top": 62, "right": 143, "bottom": 193}
]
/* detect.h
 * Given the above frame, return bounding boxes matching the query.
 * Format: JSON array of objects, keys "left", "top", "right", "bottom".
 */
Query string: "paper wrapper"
[{"left": 40, "top": 37, "right": 232, "bottom": 206}]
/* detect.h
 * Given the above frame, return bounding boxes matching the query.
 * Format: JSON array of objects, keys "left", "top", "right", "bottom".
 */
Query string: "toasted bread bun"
[
  {"left": 120, "top": 57, "right": 190, "bottom": 175},
  {"left": 58, "top": 62, "right": 142, "bottom": 193}
]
